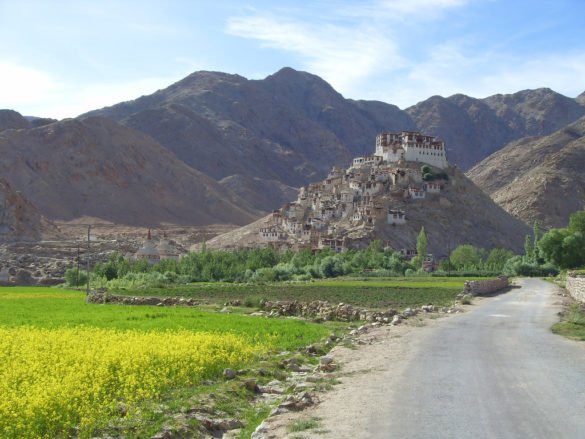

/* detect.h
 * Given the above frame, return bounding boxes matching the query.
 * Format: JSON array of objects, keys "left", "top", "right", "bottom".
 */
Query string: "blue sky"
[{"left": 1, "top": 0, "right": 584, "bottom": 119}]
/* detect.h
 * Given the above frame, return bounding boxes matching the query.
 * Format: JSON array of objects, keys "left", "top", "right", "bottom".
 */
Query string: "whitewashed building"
[{"left": 375, "top": 131, "right": 448, "bottom": 169}]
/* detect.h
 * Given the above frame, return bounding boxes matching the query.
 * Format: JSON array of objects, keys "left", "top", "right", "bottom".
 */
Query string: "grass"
[
  {"left": 107, "top": 276, "right": 474, "bottom": 309},
  {"left": 287, "top": 416, "right": 322, "bottom": 433},
  {"left": 552, "top": 303, "right": 585, "bottom": 341},
  {"left": 0, "top": 287, "right": 330, "bottom": 351}
]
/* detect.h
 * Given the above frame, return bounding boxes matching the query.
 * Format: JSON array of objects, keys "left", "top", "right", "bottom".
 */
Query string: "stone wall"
[
  {"left": 566, "top": 273, "right": 585, "bottom": 303},
  {"left": 463, "top": 276, "right": 509, "bottom": 296}
]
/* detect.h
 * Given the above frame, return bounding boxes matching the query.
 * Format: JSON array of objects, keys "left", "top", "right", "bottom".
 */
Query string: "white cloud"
[
  {"left": 225, "top": 1, "right": 472, "bottom": 100},
  {"left": 0, "top": 61, "right": 185, "bottom": 119},
  {"left": 227, "top": 13, "right": 405, "bottom": 96},
  {"left": 0, "top": 63, "right": 60, "bottom": 107},
  {"left": 340, "top": 0, "right": 468, "bottom": 19},
  {"left": 372, "top": 46, "right": 585, "bottom": 108}
]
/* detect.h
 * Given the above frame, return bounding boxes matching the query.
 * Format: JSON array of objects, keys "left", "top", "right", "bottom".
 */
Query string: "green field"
[
  {"left": 109, "top": 276, "right": 472, "bottom": 309},
  {"left": 0, "top": 287, "right": 332, "bottom": 438}
]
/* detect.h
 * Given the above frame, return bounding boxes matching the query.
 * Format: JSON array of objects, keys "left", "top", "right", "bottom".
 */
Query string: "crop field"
[
  {"left": 0, "top": 287, "right": 330, "bottom": 438},
  {"left": 111, "top": 276, "right": 475, "bottom": 309}
]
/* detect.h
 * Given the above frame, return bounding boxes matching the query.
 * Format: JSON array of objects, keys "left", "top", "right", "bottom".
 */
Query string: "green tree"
[
  {"left": 539, "top": 211, "right": 585, "bottom": 269},
  {"left": 524, "top": 234, "right": 535, "bottom": 263},
  {"left": 486, "top": 248, "right": 515, "bottom": 271},
  {"left": 532, "top": 221, "right": 542, "bottom": 263},
  {"left": 415, "top": 227, "right": 428, "bottom": 269},
  {"left": 450, "top": 244, "right": 481, "bottom": 270},
  {"left": 568, "top": 211, "right": 585, "bottom": 234}
]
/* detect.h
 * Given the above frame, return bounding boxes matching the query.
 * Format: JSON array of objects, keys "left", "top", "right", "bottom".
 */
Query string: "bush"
[{"left": 64, "top": 268, "right": 88, "bottom": 287}]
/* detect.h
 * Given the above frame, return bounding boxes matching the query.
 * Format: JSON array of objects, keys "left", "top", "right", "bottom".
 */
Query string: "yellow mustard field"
[{"left": 0, "top": 326, "right": 265, "bottom": 438}]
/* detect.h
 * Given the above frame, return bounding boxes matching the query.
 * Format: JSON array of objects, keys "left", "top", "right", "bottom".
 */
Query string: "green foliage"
[
  {"left": 552, "top": 303, "right": 585, "bottom": 341},
  {"left": 539, "top": 211, "right": 585, "bottom": 269},
  {"left": 421, "top": 165, "right": 431, "bottom": 175},
  {"left": 415, "top": 227, "right": 428, "bottom": 268},
  {"left": 524, "top": 234, "right": 535, "bottom": 263},
  {"left": 64, "top": 268, "right": 88, "bottom": 287},
  {"left": 485, "top": 248, "right": 515, "bottom": 271},
  {"left": 568, "top": 211, "right": 585, "bottom": 234},
  {"left": 450, "top": 244, "right": 481, "bottom": 270}
]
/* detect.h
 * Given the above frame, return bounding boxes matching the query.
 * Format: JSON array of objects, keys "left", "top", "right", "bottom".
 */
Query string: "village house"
[
  {"left": 318, "top": 237, "right": 347, "bottom": 253},
  {"left": 387, "top": 209, "right": 406, "bottom": 225},
  {"left": 424, "top": 182, "right": 441, "bottom": 193},
  {"left": 259, "top": 226, "right": 287, "bottom": 242},
  {"left": 408, "top": 187, "right": 426, "bottom": 199}
]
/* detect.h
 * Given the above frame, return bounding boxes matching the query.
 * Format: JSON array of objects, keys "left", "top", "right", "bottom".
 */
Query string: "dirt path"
[{"left": 256, "top": 306, "right": 474, "bottom": 438}]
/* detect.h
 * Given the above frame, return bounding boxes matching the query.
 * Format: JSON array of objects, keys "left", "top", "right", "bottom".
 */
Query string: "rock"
[
  {"left": 402, "top": 308, "right": 417, "bottom": 317},
  {"left": 319, "top": 356, "right": 334, "bottom": 365},
  {"left": 243, "top": 379, "right": 259, "bottom": 393},
  {"left": 391, "top": 315, "right": 402, "bottom": 325},
  {"left": 223, "top": 368, "right": 236, "bottom": 380}
]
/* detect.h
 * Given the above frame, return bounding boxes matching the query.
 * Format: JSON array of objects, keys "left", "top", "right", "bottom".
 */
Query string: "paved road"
[{"left": 369, "top": 278, "right": 585, "bottom": 439}]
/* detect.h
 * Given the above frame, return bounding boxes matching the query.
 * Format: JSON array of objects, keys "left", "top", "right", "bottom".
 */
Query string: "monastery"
[
  {"left": 129, "top": 230, "right": 181, "bottom": 264},
  {"left": 257, "top": 131, "right": 450, "bottom": 252}
]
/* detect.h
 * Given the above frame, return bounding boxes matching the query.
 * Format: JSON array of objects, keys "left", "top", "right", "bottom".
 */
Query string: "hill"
[
  {"left": 467, "top": 116, "right": 585, "bottom": 229},
  {"left": 0, "top": 116, "right": 259, "bottom": 226},
  {"left": 202, "top": 132, "right": 530, "bottom": 255},
  {"left": 0, "top": 178, "right": 60, "bottom": 242}
]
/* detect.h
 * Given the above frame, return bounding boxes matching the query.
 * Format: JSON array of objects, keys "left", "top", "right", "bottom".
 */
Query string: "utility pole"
[
  {"left": 447, "top": 241, "right": 452, "bottom": 277},
  {"left": 86, "top": 225, "right": 91, "bottom": 294},
  {"left": 76, "top": 242, "right": 80, "bottom": 286}
]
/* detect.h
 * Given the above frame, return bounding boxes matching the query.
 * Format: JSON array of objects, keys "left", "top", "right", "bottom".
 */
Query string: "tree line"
[{"left": 65, "top": 211, "right": 585, "bottom": 288}]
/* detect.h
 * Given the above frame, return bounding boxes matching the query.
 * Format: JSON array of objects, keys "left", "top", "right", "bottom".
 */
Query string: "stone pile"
[
  {"left": 86, "top": 291, "right": 200, "bottom": 307},
  {"left": 260, "top": 300, "right": 397, "bottom": 323},
  {"left": 463, "top": 276, "right": 509, "bottom": 296},
  {"left": 566, "top": 272, "right": 585, "bottom": 303}
]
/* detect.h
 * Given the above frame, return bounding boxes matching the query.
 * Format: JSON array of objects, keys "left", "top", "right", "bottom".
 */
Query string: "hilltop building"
[
  {"left": 256, "top": 131, "right": 450, "bottom": 252},
  {"left": 373, "top": 131, "right": 448, "bottom": 169}
]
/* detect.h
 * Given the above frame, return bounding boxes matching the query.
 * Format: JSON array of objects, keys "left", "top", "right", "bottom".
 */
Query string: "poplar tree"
[{"left": 415, "top": 226, "right": 428, "bottom": 268}]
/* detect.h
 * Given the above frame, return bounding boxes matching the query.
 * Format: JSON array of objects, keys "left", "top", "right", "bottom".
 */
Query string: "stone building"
[{"left": 375, "top": 131, "right": 448, "bottom": 169}]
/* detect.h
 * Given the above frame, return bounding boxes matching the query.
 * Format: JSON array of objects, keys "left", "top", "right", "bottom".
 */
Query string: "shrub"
[{"left": 64, "top": 268, "right": 88, "bottom": 287}]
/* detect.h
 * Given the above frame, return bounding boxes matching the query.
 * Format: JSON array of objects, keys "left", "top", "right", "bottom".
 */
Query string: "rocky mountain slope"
[
  {"left": 82, "top": 68, "right": 585, "bottom": 214},
  {"left": 0, "top": 178, "right": 60, "bottom": 242},
  {"left": 467, "top": 116, "right": 585, "bottom": 229},
  {"left": 0, "top": 116, "right": 260, "bottom": 227},
  {"left": 406, "top": 88, "right": 585, "bottom": 170}
]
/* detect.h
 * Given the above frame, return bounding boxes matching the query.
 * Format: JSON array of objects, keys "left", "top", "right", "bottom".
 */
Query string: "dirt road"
[{"left": 264, "top": 279, "right": 585, "bottom": 438}]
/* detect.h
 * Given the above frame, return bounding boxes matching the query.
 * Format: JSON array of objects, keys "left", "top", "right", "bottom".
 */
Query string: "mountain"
[
  {"left": 406, "top": 88, "right": 585, "bottom": 170},
  {"left": 467, "top": 116, "right": 585, "bottom": 229},
  {"left": 81, "top": 69, "right": 585, "bottom": 214},
  {"left": 0, "top": 109, "right": 56, "bottom": 131},
  {"left": 81, "top": 68, "right": 417, "bottom": 209},
  {"left": 0, "top": 110, "right": 30, "bottom": 131},
  {"left": 0, "top": 178, "right": 60, "bottom": 242},
  {"left": 0, "top": 116, "right": 259, "bottom": 226}
]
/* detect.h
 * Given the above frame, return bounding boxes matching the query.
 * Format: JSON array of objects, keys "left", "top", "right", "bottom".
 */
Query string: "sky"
[{"left": 1, "top": 0, "right": 584, "bottom": 119}]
